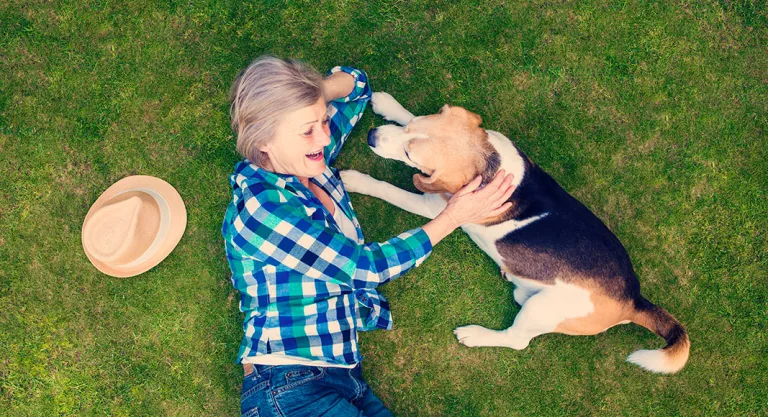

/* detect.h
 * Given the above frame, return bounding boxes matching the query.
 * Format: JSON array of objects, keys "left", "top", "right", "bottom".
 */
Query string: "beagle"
[{"left": 340, "top": 92, "right": 689, "bottom": 374}]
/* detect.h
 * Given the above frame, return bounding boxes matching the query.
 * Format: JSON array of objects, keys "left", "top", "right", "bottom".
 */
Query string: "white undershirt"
[
  {"left": 331, "top": 199, "right": 358, "bottom": 240},
  {"left": 243, "top": 199, "right": 359, "bottom": 368}
]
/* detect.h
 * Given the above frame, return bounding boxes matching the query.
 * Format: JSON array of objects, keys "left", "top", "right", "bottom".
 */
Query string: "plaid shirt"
[{"left": 222, "top": 66, "right": 433, "bottom": 366}]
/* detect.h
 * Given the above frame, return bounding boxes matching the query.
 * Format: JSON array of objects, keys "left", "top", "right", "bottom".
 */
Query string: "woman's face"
[{"left": 261, "top": 97, "right": 331, "bottom": 178}]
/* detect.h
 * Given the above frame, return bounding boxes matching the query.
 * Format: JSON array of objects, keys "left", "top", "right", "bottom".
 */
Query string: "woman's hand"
[
  {"left": 442, "top": 170, "right": 515, "bottom": 228},
  {"left": 422, "top": 170, "right": 515, "bottom": 245}
]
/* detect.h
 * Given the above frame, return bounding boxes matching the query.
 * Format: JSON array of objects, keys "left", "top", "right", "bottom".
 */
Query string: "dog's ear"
[
  {"left": 466, "top": 110, "right": 482, "bottom": 127},
  {"left": 414, "top": 173, "right": 449, "bottom": 194},
  {"left": 413, "top": 171, "right": 467, "bottom": 194}
]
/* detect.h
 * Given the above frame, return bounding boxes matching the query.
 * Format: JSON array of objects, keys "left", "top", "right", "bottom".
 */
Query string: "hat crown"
[
  {"left": 83, "top": 191, "right": 162, "bottom": 267},
  {"left": 82, "top": 176, "right": 186, "bottom": 278}
]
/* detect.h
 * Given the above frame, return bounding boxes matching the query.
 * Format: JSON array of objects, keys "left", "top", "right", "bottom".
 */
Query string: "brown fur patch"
[
  {"left": 406, "top": 106, "right": 495, "bottom": 194},
  {"left": 554, "top": 284, "right": 635, "bottom": 336},
  {"left": 509, "top": 273, "right": 635, "bottom": 336}
]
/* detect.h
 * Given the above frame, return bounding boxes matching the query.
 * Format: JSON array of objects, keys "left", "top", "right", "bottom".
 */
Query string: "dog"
[{"left": 340, "top": 92, "right": 690, "bottom": 374}]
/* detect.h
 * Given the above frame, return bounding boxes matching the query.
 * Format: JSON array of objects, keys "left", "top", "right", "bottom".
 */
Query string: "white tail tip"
[{"left": 627, "top": 349, "right": 686, "bottom": 374}]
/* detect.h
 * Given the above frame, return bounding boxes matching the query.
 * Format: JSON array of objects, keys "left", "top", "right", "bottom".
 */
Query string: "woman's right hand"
[
  {"left": 422, "top": 170, "right": 515, "bottom": 245},
  {"left": 442, "top": 170, "right": 515, "bottom": 227}
]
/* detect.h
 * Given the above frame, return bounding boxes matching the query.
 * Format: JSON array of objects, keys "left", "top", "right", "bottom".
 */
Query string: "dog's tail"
[{"left": 626, "top": 297, "right": 690, "bottom": 374}]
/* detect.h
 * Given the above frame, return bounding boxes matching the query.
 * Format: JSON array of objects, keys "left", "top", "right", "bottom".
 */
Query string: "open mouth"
[{"left": 305, "top": 150, "right": 323, "bottom": 161}]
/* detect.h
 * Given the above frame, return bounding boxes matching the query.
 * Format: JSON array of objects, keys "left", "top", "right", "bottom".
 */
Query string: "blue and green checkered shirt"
[{"left": 222, "top": 66, "right": 433, "bottom": 366}]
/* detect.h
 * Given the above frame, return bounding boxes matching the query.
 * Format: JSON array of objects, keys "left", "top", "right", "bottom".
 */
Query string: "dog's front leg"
[
  {"left": 371, "top": 92, "right": 416, "bottom": 126},
  {"left": 340, "top": 170, "right": 446, "bottom": 219}
]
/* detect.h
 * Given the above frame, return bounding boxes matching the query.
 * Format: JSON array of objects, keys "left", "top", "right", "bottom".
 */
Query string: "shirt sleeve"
[
  {"left": 324, "top": 66, "right": 372, "bottom": 166},
  {"left": 327, "top": 66, "right": 372, "bottom": 104},
  {"left": 229, "top": 181, "right": 432, "bottom": 290}
]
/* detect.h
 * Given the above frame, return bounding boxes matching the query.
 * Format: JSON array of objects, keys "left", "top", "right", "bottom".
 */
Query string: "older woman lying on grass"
[{"left": 222, "top": 56, "right": 515, "bottom": 417}]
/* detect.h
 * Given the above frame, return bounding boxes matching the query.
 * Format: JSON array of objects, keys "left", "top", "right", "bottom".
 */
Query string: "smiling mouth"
[{"left": 306, "top": 150, "right": 323, "bottom": 161}]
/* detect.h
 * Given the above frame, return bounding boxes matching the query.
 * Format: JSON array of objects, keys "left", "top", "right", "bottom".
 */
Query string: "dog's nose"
[{"left": 367, "top": 129, "right": 377, "bottom": 147}]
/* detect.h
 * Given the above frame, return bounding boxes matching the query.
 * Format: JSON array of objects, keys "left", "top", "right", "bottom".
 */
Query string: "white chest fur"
[
  {"left": 461, "top": 130, "right": 546, "bottom": 268},
  {"left": 486, "top": 130, "right": 525, "bottom": 190}
]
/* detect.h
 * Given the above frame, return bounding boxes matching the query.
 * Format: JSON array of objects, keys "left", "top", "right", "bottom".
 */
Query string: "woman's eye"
[
  {"left": 303, "top": 129, "right": 313, "bottom": 136},
  {"left": 322, "top": 119, "right": 330, "bottom": 125}
]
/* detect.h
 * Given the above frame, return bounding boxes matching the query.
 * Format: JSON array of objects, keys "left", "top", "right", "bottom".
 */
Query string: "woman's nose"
[{"left": 317, "top": 128, "right": 331, "bottom": 147}]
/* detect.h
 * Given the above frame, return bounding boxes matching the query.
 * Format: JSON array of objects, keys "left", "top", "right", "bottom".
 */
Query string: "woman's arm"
[
  {"left": 226, "top": 169, "right": 513, "bottom": 293},
  {"left": 227, "top": 181, "right": 432, "bottom": 290},
  {"left": 323, "top": 71, "right": 355, "bottom": 101},
  {"left": 322, "top": 66, "right": 371, "bottom": 166}
]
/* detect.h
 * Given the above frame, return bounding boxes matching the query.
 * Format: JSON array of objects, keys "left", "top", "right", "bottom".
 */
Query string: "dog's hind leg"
[
  {"left": 512, "top": 286, "right": 536, "bottom": 306},
  {"left": 454, "top": 282, "right": 594, "bottom": 350},
  {"left": 503, "top": 272, "right": 546, "bottom": 306}
]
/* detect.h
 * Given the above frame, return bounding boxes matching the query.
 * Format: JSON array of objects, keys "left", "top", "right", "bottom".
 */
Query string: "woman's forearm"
[
  {"left": 421, "top": 212, "right": 461, "bottom": 246},
  {"left": 323, "top": 72, "right": 355, "bottom": 101}
]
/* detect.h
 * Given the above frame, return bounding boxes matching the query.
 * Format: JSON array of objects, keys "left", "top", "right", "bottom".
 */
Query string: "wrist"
[
  {"left": 438, "top": 209, "right": 462, "bottom": 230},
  {"left": 422, "top": 211, "right": 461, "bottom": 246}
]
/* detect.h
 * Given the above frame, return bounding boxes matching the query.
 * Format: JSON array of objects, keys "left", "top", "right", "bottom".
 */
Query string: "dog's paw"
[
  {"left": 339, "top": 170, "right": 374, "bottom": 194},
  {"left": 454, "top": 325, "right": 495, "bottom": 348},
  {"left": 454, "top": 325, "right": 529, "bottom": 349},
  {"left": 371, "top": 92, "right": 411, "bottom": 123}
]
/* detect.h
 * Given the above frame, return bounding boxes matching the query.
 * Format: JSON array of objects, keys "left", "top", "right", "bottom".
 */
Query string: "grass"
[{"left": 1, "top": 0, "right": 766, "bottom": 415}]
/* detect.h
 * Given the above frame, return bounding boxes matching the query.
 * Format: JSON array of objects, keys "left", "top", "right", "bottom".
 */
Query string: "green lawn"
[{"left": 1, "top": 0, "right": 766, "bottom": 416}]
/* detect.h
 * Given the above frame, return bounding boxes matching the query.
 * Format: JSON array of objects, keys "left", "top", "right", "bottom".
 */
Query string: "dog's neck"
[
  {"left": 484, "top": 130, "right": 526, "bottom": 190},
  {"left": 462, "top": 130, "right": 528, "bottom": 226}
]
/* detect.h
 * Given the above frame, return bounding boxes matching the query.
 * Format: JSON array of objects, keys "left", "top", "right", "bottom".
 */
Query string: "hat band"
[{"left": 116, "top": 187, "right": 171, "bottom": 269}]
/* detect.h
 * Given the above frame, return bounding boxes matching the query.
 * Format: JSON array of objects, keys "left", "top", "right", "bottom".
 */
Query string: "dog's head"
[{"left": 367, "top": 105, "right": 498, "bottom": 194}]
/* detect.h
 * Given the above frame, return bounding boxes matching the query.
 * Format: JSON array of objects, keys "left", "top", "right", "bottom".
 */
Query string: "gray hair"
[{"left": 229, "top": 56, "right": 324, "bottom": 167}]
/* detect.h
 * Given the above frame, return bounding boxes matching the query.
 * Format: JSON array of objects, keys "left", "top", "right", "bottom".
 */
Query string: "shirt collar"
[{"left": 234, "top": 159, "right": 301, "bottom": 184}]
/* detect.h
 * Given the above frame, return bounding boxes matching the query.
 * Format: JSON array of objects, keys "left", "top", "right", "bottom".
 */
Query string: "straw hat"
[{"left": 82, "top": 176, "right": 187, "bottom": 278}]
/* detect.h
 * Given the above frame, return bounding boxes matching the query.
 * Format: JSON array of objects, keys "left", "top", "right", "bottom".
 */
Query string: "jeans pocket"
[
  {"left": 272, "top": 367, "right": 328, "bottom": 417},
  {"left": 276, "top": 366, "right": 325, "bottom": 393},
  {"left": 241, "top": 377, "right": 268, "bottom": 417},
  {"left": 242, "top": 406, "right": 260, "bottom": 417},
  {"left": 241, "top": 377, "right": 269, "bottom": 402}
]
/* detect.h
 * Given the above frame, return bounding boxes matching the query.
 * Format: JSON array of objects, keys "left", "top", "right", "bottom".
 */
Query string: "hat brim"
[{"left": 82, "top": 176, "right": 187, "bottom": 278}]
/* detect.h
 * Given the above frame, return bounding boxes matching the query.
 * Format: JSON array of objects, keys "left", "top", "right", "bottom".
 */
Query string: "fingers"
[
  {"left": 487, "top": 172, "right": 514, "bottom": 202},
  {"left": 496, "top": 176, "right": 516, "bottom": 203},
  {"left": 483, "top": 169, "right": 506, "bottom": 192},
  {"left": 481, "top": 172, "right": 515, "bottom": 216},
  {"left": 457, "top": 175, "right": 483, "bottom": 196},
  {"left": 486, "top": 202, "right": 513, "bottom": 218}
]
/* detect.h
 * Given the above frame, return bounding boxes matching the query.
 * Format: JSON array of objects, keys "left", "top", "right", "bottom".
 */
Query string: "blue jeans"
[{"left": 240, "top": 363, "right": 393, "bottom": 417}]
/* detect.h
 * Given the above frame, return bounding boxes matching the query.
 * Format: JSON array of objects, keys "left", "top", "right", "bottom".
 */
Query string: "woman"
[{"left": 222, "top": 56, "right": 514, "bottom": 417}]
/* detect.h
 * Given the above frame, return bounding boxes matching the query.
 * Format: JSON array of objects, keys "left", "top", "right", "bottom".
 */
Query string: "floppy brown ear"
[
  {"left": 414, "top": 172, "right": 468, "bottom": 194},
  {"left": 467, "top": 110, "right": 482, "bottom": 127},
  {"left": 414, "top": 173, "right": 449, "bottom": 194}
]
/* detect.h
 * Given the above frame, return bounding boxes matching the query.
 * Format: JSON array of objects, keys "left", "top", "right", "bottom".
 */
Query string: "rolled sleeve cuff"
[
  {"left": 328, "top": 66, "right": 372, "bottom": 103},
  {"left": 401, "top": 227, "right": 433, "bottom": 266}
]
